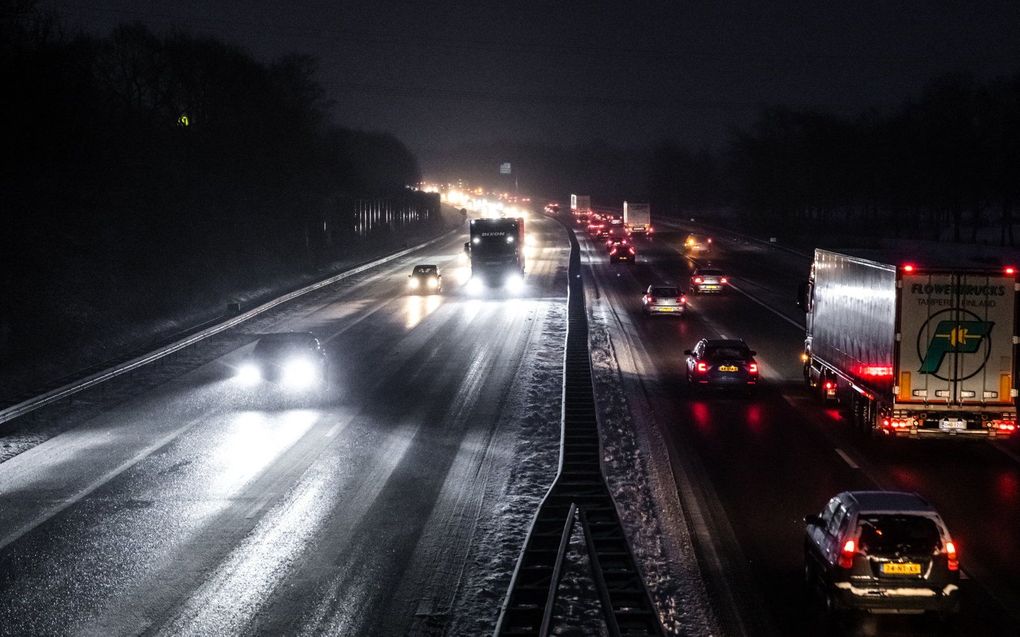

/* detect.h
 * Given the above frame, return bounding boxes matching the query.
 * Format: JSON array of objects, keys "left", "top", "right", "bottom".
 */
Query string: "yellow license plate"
[
  {"left": 719, "top": 365, "right": 738, "bottom": 372},
  {"left": 882, "top": 562, "right": 921, "bottom": 575}
]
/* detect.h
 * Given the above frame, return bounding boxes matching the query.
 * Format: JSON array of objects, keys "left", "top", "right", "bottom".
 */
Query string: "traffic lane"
[
  {"left": 0, "top": 216, "right": 568, "bottom": 635},
  {"left": 585, "top": 236, "right": 1016, "bottom": 635}
]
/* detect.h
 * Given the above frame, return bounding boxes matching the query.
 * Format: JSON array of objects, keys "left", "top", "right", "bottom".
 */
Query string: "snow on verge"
[
  {"left": 588, "top": 302, "right": 722, "bottom": 636},
  {"left": 445, "top": 300, "right": 566, "bottom": 635}
]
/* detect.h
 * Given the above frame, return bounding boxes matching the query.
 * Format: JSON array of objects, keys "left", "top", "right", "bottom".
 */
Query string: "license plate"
[
  {"left": 657, "top": 307, "right": 675, "bottom": 312},
  {"left": 719, "top": 365, "right": 738, "bottom": 372},
  {"left": 882, "top": 562, "right": 921, "bottom": 575},
  {"left": 939, "top": 418, "right": 967, "bottom": 431}
]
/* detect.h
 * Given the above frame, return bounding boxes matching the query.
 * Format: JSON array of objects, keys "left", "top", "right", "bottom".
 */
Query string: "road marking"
[
  {"left": 244, "top": 496, "right": 273, "bottom": 520},
  {"left": 834, "top": 448, "right": 859, "bottom": 469},
  {"left": 0, "top": 415, "right": 207, "bottom": 551},
  {"left": 325, "top": 423, "right": 341, "bottom": 438}
]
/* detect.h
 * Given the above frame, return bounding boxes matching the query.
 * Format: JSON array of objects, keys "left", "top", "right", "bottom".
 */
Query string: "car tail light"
[
  {"left": 824, "top": 381, "right": 834, "bottom": 390},
  {"left": 694, "top": 277, "right": 703, "bottom": 284},
  {"left": 648, "top": 226, "right": 654, "bottom": 234},
  {"left": 721, "top": 277, "right": 728, "bottom": 284},
  {"left": 707, "top": 238, "right": 712, "bottom": 244},
  {"left": 697, "top": 362, "right": 708, "bottom": 373},
  {"left": 677, "top": 296, "right": 686, "bottom": 304},
  {"left": 748, "top": 363, "right": 758, "bottom": 374},
  {"left": 838, "top": 539, "right": 856, "bottom": 569},
  {"left": 647, "top": 296, "right": 656, "bottom": 304},
  {"left": 991, "top": 419, "right": 1017, "bottom": 433},
  {"left": 628, "top": 247, "right": 635, "bottom": 254},
  {"left": 945, "top": 541, "right": 959, "bottom": 571}
]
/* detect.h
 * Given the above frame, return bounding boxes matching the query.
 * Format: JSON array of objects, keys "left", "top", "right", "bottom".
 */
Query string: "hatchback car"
[
  {"left": 608, "top": 240, "right": 636, "bottom": 263},
  {"left": 804, "top": 491, "right": 960, "bottom": 617},
  {"left": 642, "top": 285, "right": 686, "bottom": 316},
  {"left": 685, "top": 338, "right": 758, "bottom": 390},
  {"left": 236, "top": 332, "right": 328, "bottom": 389},
  {"left": 408, "top": 264, "right": 442, "bottom": 293},
  {"left": 690, "top": 268, "right": 728, "bottom": 294}
]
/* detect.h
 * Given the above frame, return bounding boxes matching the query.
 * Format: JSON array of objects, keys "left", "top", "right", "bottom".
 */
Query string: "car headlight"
[
  {"left": 427, "top": 277, "right": 438, "bottom": 289},
  {"left": 505, "top": 273, "right": 525, "bottom": 293},
  {"left": 408, "top": 277, "right": 420, "bottom": 289},
  {"left": 282, "top": 358, "right": 319, "bottom": 389},
  {"left": 236, "top": 362, "right": 261, "bottom": 385}
]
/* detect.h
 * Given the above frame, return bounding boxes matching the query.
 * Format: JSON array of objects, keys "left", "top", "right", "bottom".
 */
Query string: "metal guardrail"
[
  {"left": 495, "top": 217, "right": 662, "bottom": 637},
  {"left": 0, "top": 230, "right": 457, "bottom": 426}
]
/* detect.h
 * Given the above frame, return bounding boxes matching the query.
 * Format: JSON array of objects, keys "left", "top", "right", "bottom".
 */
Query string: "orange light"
[
  {"left": 902, "top": 264, "right": 915, "bottom": 272},
  {"left": 946, "top": 541, "right": 959, "bottom": 571}
]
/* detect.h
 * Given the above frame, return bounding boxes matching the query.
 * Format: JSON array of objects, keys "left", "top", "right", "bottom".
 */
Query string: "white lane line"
[
  {"left": 0, "top": 415, "right": 207, "bottom": 552},
  {"left": 726, "top": 282, "right": 805, "bottom": 331},
  {"left": 244, "top": 496, "right": 273, "bottom": 520},
  {"left": 834, "top": 448, "right": 860, "bottom": 469},
  {"left": 325, "top": 423, "right": 341, "bottom": 438}
]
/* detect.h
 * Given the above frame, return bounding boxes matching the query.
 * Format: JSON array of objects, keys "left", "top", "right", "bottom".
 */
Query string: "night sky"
[{"left": 45, "top": 1, "right": 1020, "bottom": 162}]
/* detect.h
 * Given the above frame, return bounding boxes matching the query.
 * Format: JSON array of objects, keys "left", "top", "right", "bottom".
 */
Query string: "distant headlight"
[
  {"left": 282, "top": 357, "right": 319, "bottom": 389},
  {"left": 427, "top": 277, "right": 438, "bottom": 289},
  {"left": 505, "top": 273, "right": 525, "bottom": 293},
  {"left": 408, "top": 277, "right": 420, "bottom": 289},
  {"left": 236, "top": 362, "right": 261, "bottom": 385}
]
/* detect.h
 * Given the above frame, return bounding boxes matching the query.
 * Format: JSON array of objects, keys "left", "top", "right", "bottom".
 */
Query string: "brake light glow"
[
  {"left": 720, "top": 277, "right": 728, "bottom": 284},
  {"left": 647, "top": 296, "right": 656, "bottom": 304},
  {"left": 697, "top": 362, "right": 708, "bottom": 373},
  {"left": 945, "top": 541, "right": 958, "bottom": 571},
  {"left": 991, "top": 420, "right": 1017, "bottom": 433},
  {"left": 1006, "top": 266, "right": 1016, "bottom": 275},
  {"left": 824, "top": 381, "right": 834, "bottom": 390},
  {"left": 839, "top": 539, "right": 856, "bottom": 568},
  {"left": 694, "top": 277, "right": 703, "bottom": 284},
  {"left": 678, "top": 295, "right": 686, "bottom": 304},
  {"left": 860, "top": 365, "right": 894, "bottom": 377},
  {"left": 902, "top": 264, "right": 915, "bottom": 273},
  {"left": 748, "top": 363, "right": 758, "bottom": 374}
]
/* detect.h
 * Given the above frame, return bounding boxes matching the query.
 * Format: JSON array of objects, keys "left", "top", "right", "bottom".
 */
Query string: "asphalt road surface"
[
  {"left": 582, "top": 221, "right": 1020, "bottom": 637},
  {"left": 0, "top": 215, "right": 569, "bottom": 636}
]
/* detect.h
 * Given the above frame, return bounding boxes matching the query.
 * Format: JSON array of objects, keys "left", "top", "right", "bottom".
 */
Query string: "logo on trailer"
[{"left": 917, "top": 310, "right": 993, "bottom": 379}]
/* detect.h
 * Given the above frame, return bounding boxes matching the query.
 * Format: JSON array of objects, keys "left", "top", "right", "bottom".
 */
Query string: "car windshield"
[
  {"left": 412, "top": 266, "right": 437, "bottom": 276},
  {"left": 650, "top": 287, "right": 679, "bottom": 297},
  {"left": 254, "top": 334, "right": 316, "bottom": 357},
  {"left": 705, "top": 346, "right": 749, "bottom": 360},
  {"left": 858, "top": 515, "right": 941, "bottom": 554}
]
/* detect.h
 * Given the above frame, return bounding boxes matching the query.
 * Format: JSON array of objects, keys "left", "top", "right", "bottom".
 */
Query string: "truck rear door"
[{"left": 898, "top": 272, "right": 1016, "bottom": 410}]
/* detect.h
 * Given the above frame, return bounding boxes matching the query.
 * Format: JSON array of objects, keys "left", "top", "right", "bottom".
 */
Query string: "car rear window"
[
  {"left": 698, "top": 269, "right": 722, "bottom": 276},
  {"left": 650, "top": 287, "right": 679, "bottom": 297},
  {"left": 858, "top": 515, "right": 940, "bottom": 554},
  {"left": 705, "top": 346, "right": 749, "bottom": 359}
]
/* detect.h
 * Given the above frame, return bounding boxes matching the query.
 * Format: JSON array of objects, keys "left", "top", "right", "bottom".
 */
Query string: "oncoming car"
[
  {"left": 642, "top": 285, "right": 687, "bottom": 316},
  {"left": 236, "top": 332, "right": 328, "bottom": 389},
  {"left": 685, "top": 338, "right": 758, "bottom": 391},
  {"left": 804, "top": 491, "right": 960, "bottom": 618},
  {"left": 408, "top": 264, "right": 442, "bottom": 293},
  {"left": 690, "top": 268, "right": 728, "bottom": 294}
]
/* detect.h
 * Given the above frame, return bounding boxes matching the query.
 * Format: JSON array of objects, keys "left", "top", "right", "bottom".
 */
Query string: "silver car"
[
  {"left": 642, "top": 285, "right": 687, "bottom": 316},
  {"left": 690, "top": 268, "right": 728, "bottom": 294}
]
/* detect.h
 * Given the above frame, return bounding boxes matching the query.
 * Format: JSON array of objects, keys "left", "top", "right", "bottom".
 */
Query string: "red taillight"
[
  {"left": 838, "top": 539, "right": 856, "bottom": 569},
  {"left": 748, "top": 363, "right": 758, "bottom": 374},
  {"left": 694, "top": 277, "right": 703, "bottom": 284},
  {"left": 628, "top": 247, "right": 635, "bottom": 254},
  {"left": 945, "top": 541, "right": 959, "bottom": 571},
  {"left": 1007, "top": 266, "right": 1016, "bottom": 275},
  {"left": 707, "top": 238, "right": 713, "bottom": 243},
  {"left": 991, "top": 420, "right": 1016, "bottom": 433},
  {"left": 647, "top": 296, "right": 656, "bottom": 304},
  {"left": 721, "top": 277, "right": 728, "bottom": 284},
  {"left": 677, "top": 296, "right": 686, "bottom": 304},
  {"left": 903, "top": 264, "right": 915, "bottom": 272},
  {"left": 697, "top": 362, "right": 708, "bottom": 373},
  {"left": 648, "top": 226, "right": 654, "bottom": 233},
  {"left": 824, "top": 381, "right": 834, "bottom": 390}
]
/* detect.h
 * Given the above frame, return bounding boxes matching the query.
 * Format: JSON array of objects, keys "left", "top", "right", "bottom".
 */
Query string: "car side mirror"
[
  {"left": 804, "top": 514, "right": 824, "bottom": 527},
  {"left": 684, "top": 350, "right": 693, "bottom": 356}
]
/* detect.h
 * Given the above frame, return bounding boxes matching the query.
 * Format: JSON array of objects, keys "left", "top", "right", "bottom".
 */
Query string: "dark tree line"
[
  {"left": 0, "top": 2, "right": 424, "bottom": 366},
  {"left": 653, "top": 73, "right": 1020, "bottom": 244}
]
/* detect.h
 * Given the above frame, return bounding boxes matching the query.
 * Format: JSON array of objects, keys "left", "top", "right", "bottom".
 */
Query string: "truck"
[
  {"left": 466, "top": 217, "right": 526, "bottom": 289},
  {"left": 570, "top": 194, "right": 591, "bottom": 218},
  {"left": 623, "top": 201, "right": 652, "bottom": 235},
  {"left": 798, "top": 249, "right": 1017, "bottom": 438}
]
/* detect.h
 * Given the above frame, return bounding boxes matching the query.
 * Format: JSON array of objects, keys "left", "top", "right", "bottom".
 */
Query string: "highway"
[
  {"left": 0, "top": 215, "right": 569, "bottom": 636},
  {"left": 580, "top": 220, "right": 1020, "bottom": 636}
]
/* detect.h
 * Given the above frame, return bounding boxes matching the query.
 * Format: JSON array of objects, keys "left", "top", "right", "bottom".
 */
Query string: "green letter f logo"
[{"left": 919, "top": 320, "right": 993, "bottom": 374}]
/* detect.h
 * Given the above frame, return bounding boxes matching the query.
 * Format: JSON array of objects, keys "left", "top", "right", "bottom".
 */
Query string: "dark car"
[
  {"left": 642, "top": 285, "right": 687, "bottom": 316},
  {"left": 685, "top": 338, "right": 758, "bottom": 391},
  {"left": 690, "top": 268, "right": 728, "bottom": 294},
  {"left": 408, "top": 264, "right": 442, "bottom": 293},
  {"left": 804, "top": 491, "right": 960, "bottom": 618},
  {"left": 608, "top": 240, "right": 636, "bottom": 263},
  {"left": 236, "top": 332, "right": 328, "bottom": 389}
]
